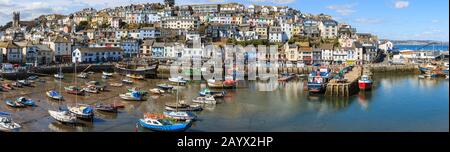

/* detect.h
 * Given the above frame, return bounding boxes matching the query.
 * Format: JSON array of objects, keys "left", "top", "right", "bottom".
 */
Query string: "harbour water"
[
  {"left": 0, "top": 72, "right": 448, "bottom": 132},
  {"left": 395, "top": 45, "right": 449, "bottom": 51}
]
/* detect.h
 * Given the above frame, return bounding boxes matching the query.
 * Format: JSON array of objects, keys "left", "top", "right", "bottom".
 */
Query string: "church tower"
[{"left": 12, "top": 11, "right": 20, "bottom": 28}]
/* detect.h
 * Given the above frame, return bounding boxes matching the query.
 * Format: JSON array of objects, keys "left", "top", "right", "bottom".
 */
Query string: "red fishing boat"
[{"left": 358, "top": 75, "right": 373, "bottom": 90}]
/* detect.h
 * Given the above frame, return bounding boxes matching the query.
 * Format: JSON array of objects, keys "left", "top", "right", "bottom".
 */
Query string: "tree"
[{"left": 76, "top": 21, "right": 90, "bottom": 31}]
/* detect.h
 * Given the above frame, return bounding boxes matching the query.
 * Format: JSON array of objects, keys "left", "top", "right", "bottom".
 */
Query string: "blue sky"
[{"left": 0, "top": 0, "right": 448, "bottom": 41}]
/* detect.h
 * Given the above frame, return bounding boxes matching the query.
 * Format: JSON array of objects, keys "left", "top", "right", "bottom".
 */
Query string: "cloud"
[
  {"left": 326, "top": 4, "right": 357, "bottom": 16},
  {"left": 394, "top": 0, "right": 409, "bottom": 9}
]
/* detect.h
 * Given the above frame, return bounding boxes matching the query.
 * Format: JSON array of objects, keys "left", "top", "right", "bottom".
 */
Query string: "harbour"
[{"left": 0, "top": 69, "right": 447, "bottom": 132}]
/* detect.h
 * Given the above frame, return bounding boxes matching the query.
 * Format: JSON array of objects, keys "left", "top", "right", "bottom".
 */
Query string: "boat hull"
[
  {"left": 307, "top": 83, "right": 326, "bottom": 93},
  {"left": 358, "top": 82, "right": 373, "bottom": 90},
  {"left": 139, "top": 119, "right": 190, "bottom": 132}
]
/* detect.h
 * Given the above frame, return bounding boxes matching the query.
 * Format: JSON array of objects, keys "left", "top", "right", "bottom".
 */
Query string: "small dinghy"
[
  {"left": 102, "top": 71, "right": 113, "bottom": 77},
  {"left": 64, "top": 86, "right": 85, "bottom": 95},
  {"left": 0, "top": 112, "right": 21, "bottom": 132},
  {"left": 68, "top": 104, "right": 94, "bottom": 120},
  {"left": 77, "top": 72, "right": 89, "bottom": 79},
  {"left": 163, "top": 111, "right": 197, "bottom": 121},
  {"left": 82, "top": 86, "right": 99, "bottom": 94},
  {"left": 128, "top": 87, "right": 148, "bottom": 95},
  {"left": 27, "top": 75, "right": 39, "bottom": 80},
  {"left": 120, "top": 91, "right": 145, "bottom": 101},
  {"left": 54, "top": 73, "right": 64, "bottom": 79},
  {"left": 192, "top": 95, "right": 217, "bottom": 104},
  {"left": 48, "top": 108, "right": 77, "bottom": 124},
  {"left": 2, "top": 83, "right": 13, "bottom": 90},
  {"left": 122, "top": 79, "right": 133, "bottom": 84},
  {"left": 126, "top": 74, "right": 144, "bottom": 80},
  {"left": 168, "top": 76, "right": 187, "bottom": 85},
  {"left": 16, "top": 97, "right": 35, "bottom": 106},
  {"left": 157, "top": 84, "right": 174, "bottom": 90},
  {"left": 95, "top": 103, "right": 119, "bottom": 113},
  {"left": 139, "top": 113, "right": 191, "bottom": 132},
  {"left": 17, "top": 80, "right": 31, "bottom": 86},
  {"left": 165, "top": 103, "right": 203, "bottom": 111},
  {"left": 46, "top": 90, "right": 63, "bottom": 100},
  {"left": 5, "top": 100, "right": 25, "bottom": 108},
  {"left": 11, "top": 82, "right": 22, "bottom": 88},
  {"left": 86, "top": 81, "right": 106, "bottom": 91},
  {"left": 149, "top": 88, "right": 165, "bottom": 94},
  {"left": 110, "top": 82, "right": 123, "bottom": 87},
  {"left": 199, "top": 89, "right": 226, "bottom": 98}
]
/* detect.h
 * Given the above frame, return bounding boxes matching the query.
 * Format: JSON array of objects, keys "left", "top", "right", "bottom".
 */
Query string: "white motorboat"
[
  {"left": 163, "top": 111, "right": 197, "bottom": 121},
  {"left": 68, "top": 105, "right": 94, "bottom": 119},
  {"left": 54, "top": 73, "right": 64, "bottom": 79},
  {"left": 169, "top": 76, "right": 187, "bottom": 85},
  {"left": 102, "top": 71, "right": 113, "bottom": 77},
  {"left": 48, "top": 109, "right": 77, "bottom": 124},
  {"left": 192, "top": 95, "right": 217, "bottom": 104},
  {"left": 77, "top": 72, "right": 88, "bottom": 79},
  {"left": 0, "top": 112, "right": 21, "bottom": 132}
]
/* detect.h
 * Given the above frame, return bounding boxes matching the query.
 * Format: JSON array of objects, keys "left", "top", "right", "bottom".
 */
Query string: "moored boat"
[
  {"left": 192, "top": 95, "right": 217, "bottom": 104},
  {"left": 358, "top": 75, "right": 373, "bottom": 90},
  {"left": 0, "top": 112, "right": 21, "bottom": 132},
  {"left": 17, "top": 80, "right": 31, "bottom": 86},
  {"left": 164, "top": 103, "right": 203, "bottom": 111},
  {"left": 110, "top": 82, "right": 123, "bottom": 87},
  {"left": 120, "top": 91, "right": 146, "bottom": 101},
  {"left": 46, "top": 90, "right": 63, "bottom": 100},
  {"left": 126, "top": 74, "right": 144, "bottom": 80},
  {"left": 127, "top": 87, "right": 148, "bottom": 95},
  {"left": 5, "top": 100, "right": 25, "bottom": 108},
  {"left": 68, "top": 104, "right": 94, "bottom": 120},
  {"left": 2, "top": 83, "right": 13, "bottom": 90},
  {"left": 102, "top": 71, "right": 113, "bottom": 77},
  {"left": 85, "top": 81, "right": 106, "bottom": 91},
  {"left": 64, "top": 86, "right": 85, "bottom": 95},
  {"left": 307, "top": 67, "right": 332, "bottom": 93},
  {"left": 150, "top": 88, "right": 165, "bottom": 94},
  {"left": 54, "top": 73, "right": 64, "bottom": 79},
  {"left": 11, "top": 82, "right": 22, "bottom": 88},
  {"left": 48, "top": 108, "right": 77, "bottom": 124},
  {"left": 82, "top": 86, "right": 99, "bottom": 94},
  {"left": 157, "top": 84, "right": 174, "bottom": 90},
  {"left": 163, "top": 111, "right": 197, "bottom": 121},
  {"left": 94, "top": 103, "right": 119, "bottom": 113},
  {"left": 199, "top": 89, "right": 226, "bottom": 98},
  {"left": 138, "top": 113, "right": 191, "bottom": 132},
  {"left": 122, "top": 79, "right": 133, "bottom": 84},
  {"left": 169, "top": 76, "right": 187, "bottom": 85},
  {"left": 16, "top": 97, "right": 35, "bottom": 106},
  {"left": 77, "top": 72, "right": 89, "bottom": 79}
]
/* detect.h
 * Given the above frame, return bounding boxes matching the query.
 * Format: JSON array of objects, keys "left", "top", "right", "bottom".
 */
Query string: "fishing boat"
[
  {"left": 165, "top": 103, "right": 203, "bottom": 111},
  {"left": 163, "top": 111, "right": 197, "bottom": 121},
  {"left": 5, "top": 100, "right": 25, "bottom": 108},
  {"left": 307, "top": 67, "right": 332, "bottom": 93},
  {"left": 168, "top": 76, "right": 187, "bottom": 85},
  {"left": 122, "top": 79, "right": 133, "bottom": 84},
  {"left": 278, "top": 73, "right": 296, "bottom": 81},
  {"left": 68, "top": 104, "right": 94, "bottom": 120},
  {"left": 17, "top": 80, "right": 31, "bottom": 86},
  {"left": 157, "top": 84, "right": 174, "bottom": 90},
  {"left": 27, "top": 75, "right": 39, "bottom": 80},
  {"left": 126, "top": 74, "right": 144, "bottom": 80},
  {"left": 0, "top": 112, "right": 21, "bottom": 132},
  {"left": 199, "top": 88, "right": 226, "bottom": 98},
  {"left": 138, "top": 113, "right": 191, "bottom": 132},
  {"left": 192, "top": 95, "right": 217, "bottom": 104},
  {"left": 11, "top": 82, "right": 22, "bottom": 88},
  {"left": 82, "top": 86, "right": 99, "bottom": 94},
  {"left": 110, "top": 82, "right": 123, "bottom": 87},
  {"left": 102, "top": 71, "right": 113, "bottom": 77},
  {"left": 77, "top": 72, "right": 89, "bottom": 79},
  {"left": 120, "top": 91, "right": 145, "bottom": 101},
  {"left": 207, "top": 79, "right": 236, "bottom": 89},
  {"left": 358, "top": 75, "right": 373, "bottom": 90},
  {"left": 150, "top": 88, "right": 165, "bottom": 94},
  {"left": 64, "top": 86, "right": 85, "bottom": 95},
  {"left": 54, "top": 73, "right": 64, "bottom": 79},
  {"left": 127, "top": 87, "right": 148, "bottom": 95},
  {"left": 95, "top": 103, "right": 119, "bottom": 113},
  {"left": 46, "top": 90, "right": 63, "bottom": 100},
  {"left": 48, "top": 108, "right": 77, "bottom": 124},
  {"left": 16, "top": 97, "right": 35, "bottom": 106},
  {"left": 86, "top": 81, "right": 106, "bottom": 91},
  {"left": 2, "top": 83, "right": 13, "bottom": 90}
]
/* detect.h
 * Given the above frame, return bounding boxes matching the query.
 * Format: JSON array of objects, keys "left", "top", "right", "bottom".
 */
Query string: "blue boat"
[
  {"left": 199, "top": 89, "right": 226, "bottom": 98},
  {"left": 16, "top": 97, "right": 35, "bottom": 106},
  {"left": 46, "top": 90, "right": 63, "bottom": 100},
  {"left": 139, "top": 113, "right": 191, "bottom": 132},
  {"left": 157, "top": 84, "right": 174, "bottom": 90},
  {"left": 5, "top": 100, "right": 25, "bottom": 108},
  {"left": 307, "top": 68, "right": 332, "bottom": 93}
]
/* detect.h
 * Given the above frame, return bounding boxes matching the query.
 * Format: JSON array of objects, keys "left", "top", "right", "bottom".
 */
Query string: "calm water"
[
  {"left": 395, "top": 45, "right": 449, "bottom": 51},
  {"left": 1, "top": 73, "right": 448, "bottom": 132}
]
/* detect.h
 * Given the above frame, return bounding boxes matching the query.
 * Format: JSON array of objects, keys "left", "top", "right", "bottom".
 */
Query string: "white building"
[
  {"left": 319, "top": 20, "right": 338, "bottom": 38},
  {"left": 72, "top": 47, "right": 123, "bottom": 63},
  {"left": 43, "top": 36, "right": 72, "bottom": 63},
  {"left": 161, "top": 16, "right": 199, "bottom": 30}
]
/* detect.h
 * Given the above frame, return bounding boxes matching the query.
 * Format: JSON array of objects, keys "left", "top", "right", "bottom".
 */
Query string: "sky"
[{"left": 0, "top": 0, "right": 448, "bottom": 41}]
